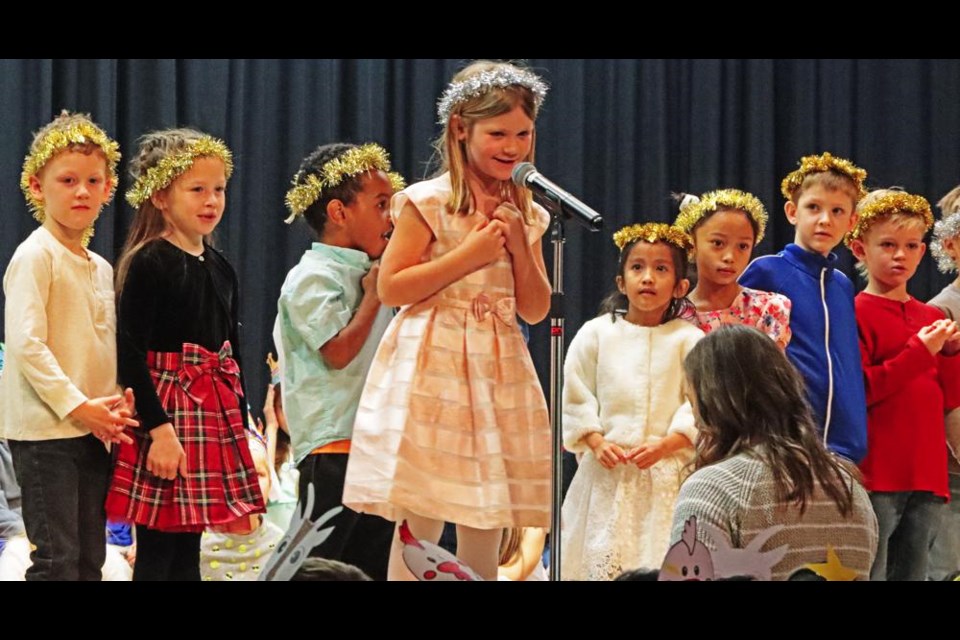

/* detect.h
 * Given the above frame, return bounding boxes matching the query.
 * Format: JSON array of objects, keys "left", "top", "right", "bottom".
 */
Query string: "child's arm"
[
  {"left": 761, "top": 293, "right": 792, "bottom": 350},
  {"left": 318, "top": 264, "right": 382, "bottom": 370},
  {"left": 492, "top": 204, "right": 550, "bottom": 323},
  {"left": 4, "top": 248, "right": 135, "bottom": 440},
  {"left": 859, "top": 320, "right": 944, "bottom": 407},
  {"left": 562, "top": 322, "right": 626, "bottom": 466},
  {"left": 378, "top": 201, "right": 508, "bottom": 307}
]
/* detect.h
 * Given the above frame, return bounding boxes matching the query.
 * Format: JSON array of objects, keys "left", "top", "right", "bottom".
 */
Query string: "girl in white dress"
[{"left": 561, "top": 223, "right": 703, "bottom": 580}]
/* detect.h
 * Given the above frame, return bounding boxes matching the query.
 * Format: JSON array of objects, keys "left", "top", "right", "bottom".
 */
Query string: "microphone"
[{"left": 511, "top": 162, "right": 603, "bottom": 232}]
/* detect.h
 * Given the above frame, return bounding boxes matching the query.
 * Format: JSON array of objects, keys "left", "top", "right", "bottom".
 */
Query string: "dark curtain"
[{"left": 2, "top": 59, "right": 959, "bottom": 413}]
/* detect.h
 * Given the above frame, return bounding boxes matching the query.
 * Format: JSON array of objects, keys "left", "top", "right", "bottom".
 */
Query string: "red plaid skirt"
[{"left": 105, "top": 341, "right": 265, "bottom": 532}]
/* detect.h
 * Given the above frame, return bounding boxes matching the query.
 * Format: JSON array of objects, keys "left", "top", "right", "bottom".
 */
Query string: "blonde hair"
[
  {"left": 115, "top": 128, "right": 224, "bottom": 296},
  {"left": 852, "top": 188, "right": 929, "bottom": 278},
  {"left": 433, "top": 60, "right": 541, "bottom": 223},
  {"left": 938, "top": 185, "right": 960, "bottom": 216}
]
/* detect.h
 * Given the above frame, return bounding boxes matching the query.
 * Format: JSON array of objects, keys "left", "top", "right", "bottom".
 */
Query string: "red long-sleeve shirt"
[{"left": 856, "top": 292, "right": 959, "bottom": 498}]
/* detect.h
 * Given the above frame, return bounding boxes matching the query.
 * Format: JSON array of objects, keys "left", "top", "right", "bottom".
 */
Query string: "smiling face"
[
  {"left": 153, "top": 156, "right": 227, "bottom": 246},
  {"left": 457, "top": 105, "right": 534, "bottom": 185},
  {"left": 617, "top": 240, "right": 690, "bottom": 327},
  {"left": 29, "top": 148, "right": 112, "bottom": 242},
  {"left": 786, "top": 183, "right": 857, "bottom": 257},
  {"left": 692, "top": 209, "right": 757, "bottom": 287}
]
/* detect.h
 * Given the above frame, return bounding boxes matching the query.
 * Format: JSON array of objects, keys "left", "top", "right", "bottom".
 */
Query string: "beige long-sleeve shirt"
[{"left": 0, "top": 226, "right": 118, "bottom": 440}]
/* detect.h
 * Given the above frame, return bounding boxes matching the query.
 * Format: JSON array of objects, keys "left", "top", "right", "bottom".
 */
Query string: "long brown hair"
[
  {"left": 115, "top": 128, "right": 218, "bottom": 298},
  {"left": 683, "top": 324, "right": 856, "bottom": 515},
  {"left": 433, "top": 60, "right": 540, "bottom": 223}
]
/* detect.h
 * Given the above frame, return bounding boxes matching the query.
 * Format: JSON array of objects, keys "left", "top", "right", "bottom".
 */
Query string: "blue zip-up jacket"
[{"left": 739, "top": 243, "right": 867, "bottom": 463}]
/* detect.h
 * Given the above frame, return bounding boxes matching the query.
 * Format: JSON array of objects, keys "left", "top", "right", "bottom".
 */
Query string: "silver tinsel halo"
[
  {"left": 932, "top": 211, "right": 960, "bottom": 273},
  {"left": 436, "top": 67, "right": 548, "bottom": 124}
]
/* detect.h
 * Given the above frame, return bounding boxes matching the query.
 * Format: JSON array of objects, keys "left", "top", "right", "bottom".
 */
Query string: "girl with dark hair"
[
  {"left": 672, "top": 324, "right": 878, "bottom": 580},
  {"left": 561, "top": 222, "right": 703, "bottom": 580}
]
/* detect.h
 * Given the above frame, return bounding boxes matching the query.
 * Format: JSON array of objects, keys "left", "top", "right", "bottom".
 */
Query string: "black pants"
[
  {"left": 133, "top": 525, "right": 202, "bottom": 581},
  {"left": 297, "top": 453, "right": 393, "bottom": 581},
  {"left": 9, "top": 434, "right": 110, "bottom": 581}
]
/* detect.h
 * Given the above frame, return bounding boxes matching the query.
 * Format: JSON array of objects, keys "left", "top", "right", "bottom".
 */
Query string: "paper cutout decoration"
[
  {"left": 258, "top": 482, "right": 341, "bottom": 581},
  {"left": 399, "top": 520, "right": 483, "bottom": 581},
  {"left": 700, "top": 522, "right": 788, "bottom": 581},
  {"left": 659, "top": 516, "right": 715, "bottom": 581},
  {"left": 800, "top": 546, "right": 858, "bottom": 581}
]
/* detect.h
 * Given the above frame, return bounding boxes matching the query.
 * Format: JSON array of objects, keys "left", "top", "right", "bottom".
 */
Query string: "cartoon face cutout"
[
  {"left": 659, "top": 516, "right": 715, "bottom": 581},
  {"left": 399, "top": 520, "right": 483, "bottom": 581}
]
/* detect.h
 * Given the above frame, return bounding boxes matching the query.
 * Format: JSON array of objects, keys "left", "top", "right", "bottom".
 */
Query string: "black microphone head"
[{"left": 511, "top": 162, "right": 537, "bottom": 188}]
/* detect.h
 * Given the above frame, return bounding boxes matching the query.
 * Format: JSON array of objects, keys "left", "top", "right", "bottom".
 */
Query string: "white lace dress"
[{"left": 560, "top": 315, "right": 703, "bottom": 580}]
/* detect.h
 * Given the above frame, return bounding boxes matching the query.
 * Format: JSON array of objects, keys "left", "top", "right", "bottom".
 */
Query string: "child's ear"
[
  {"left": 616, "top": 274, "right": 625, "bottom": 294},
  {"left": 674, "top": 278, "right": 691, "bottom": 298},
  {"left": 326, "top": 199, "right": 347, "bottom": 227},
  {"left": 919, "top": 241, "right": 927, "bottom": 259},
  {"left": 849, "top": 238, "right": 866, "bottom": 261},
  {"left": 150, "top": 189, "right": 167, "bottom": 211},
  {"left": 27, "top": 175, "right": 44, "bottom": 202},
  {"left": 784, "top": 200, "right": 798, "bottom": 226},
  {"left": 847, "top": 211, "right": 859, "bottom": 233},
  {"left": 452, "top": 114, "right": 467, "bottom": 142}
]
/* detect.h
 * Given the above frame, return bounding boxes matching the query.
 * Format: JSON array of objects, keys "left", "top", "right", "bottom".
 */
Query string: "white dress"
[{"left": 560, "top": 315, "right": 703, "bottom": 580}]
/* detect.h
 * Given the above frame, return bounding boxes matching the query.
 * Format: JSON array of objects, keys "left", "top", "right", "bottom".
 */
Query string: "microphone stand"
[{"left": 545, "top": 192, "right": 565, "bottom": 582}]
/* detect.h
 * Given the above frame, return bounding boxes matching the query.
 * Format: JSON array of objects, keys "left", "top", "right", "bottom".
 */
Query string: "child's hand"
[
  {"left": 942, "top": 323, "right": 960, "bottom": 356},
  {"left": 460, "top": 217, "right": 507, "bottom": 271},
  {"left": 491, "top": 203, "right": 527, "bottom": 257},
  {"left": 918, "top": 319, "right": 959, "bottom": 355},
  {"left": 70, "top": 394, "right": 139, "bottom": 445},
  {"left": 361, "top": 262, "right": 380, "bottom": 302},
  {"left": 626, "top": 442, "right": 668, "bottom": 469},
  {"left": 147, "top": 423, "right": 188, "bottom": 481},
  {"left": 588, "top": 437, "right": 627, "bottom": 469}
]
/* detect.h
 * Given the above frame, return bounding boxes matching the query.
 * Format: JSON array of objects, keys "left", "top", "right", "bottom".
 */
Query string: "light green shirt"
[{"left": 274, "top": 243, "right": 392, "bottom": 464}]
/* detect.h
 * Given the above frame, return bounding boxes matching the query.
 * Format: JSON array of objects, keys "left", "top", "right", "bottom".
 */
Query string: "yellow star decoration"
[{"left": 803, "top": 546, "right": 858, "bottom": 581}]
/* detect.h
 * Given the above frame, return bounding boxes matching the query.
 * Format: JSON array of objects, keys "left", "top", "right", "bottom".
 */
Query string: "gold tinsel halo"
[
  {"left": 20, "top": 120, "right": 121, "bottom": 230},
  {"left": 673, "top": 189, "right": 769, "bottom": 243},
  {"left": 283, "top": 144, "right": 405, "bottom": 224},
  {"left": 613, "top": 222, "right": 692, "bottom": 253},
  {"left": 780, "top": 152, "right": 868, "bottom": 201},
  {"left": 125, "top": 135, "right": 234, "bottom": 208},
  {"left": 845, "top": 191, "right": 933, "bottom": 246}
]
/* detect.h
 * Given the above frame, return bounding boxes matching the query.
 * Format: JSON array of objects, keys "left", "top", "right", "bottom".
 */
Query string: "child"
[
  {"left": 274, "top": 142, "right": 403, "bottom": 581},
  {"left": 497, "top": 526, "right": 547, "bottom": 581},
  {"left": 672, "top": 325, "right": 878, "bottom": 580},
  {"left": 561, "top": 222, "right": 703, "bottom": 580},
  {"left": 673, "top": 189, "right": 791, "bottom": 348},
  {"left": 0, "top": 112, "right": 137, "bottom": 580},
  {"left": 105, "top": 129, "right": 265, "bottom": 581},
  {"left": 926, "top": 185, "right": 960, "bottom": 580},
  {"left": 261, "top": 354, "right": 298, "bottom": 532},
  {"left": 739, "top": 152, "right": 869, "bottom": 463},
  {"left": 199, "top": 427, "right": 285, "bottom": 581},
  {"left": 847, "top": 188, "right": 959, "bottom": 581},
  {"left": 342, "top": 60, "right": 553, "bottom": 581}
]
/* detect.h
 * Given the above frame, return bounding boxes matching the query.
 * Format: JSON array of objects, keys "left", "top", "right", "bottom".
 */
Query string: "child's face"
[
  {"left": 692, "top": 210, "right": 755, "bottom": 288},
  {"left": 852, "top": 219, "right": 926, "bottom": 291},
  {"left": 154, "top": 156, "right": 226, "bottom": 243},
  {"left": 458, "top": 105, "right": 533, "bottom": 184},
  {"left": 29, "top": 149, "right": 112, "bottom": 235},
  {"left": 785, "top": 184, "right": 857, "bottom": 257},
  {"left": 617, "top": 241, "right": 689, "bottom": 326},
  {"left": 342, "top": 170, "right": 395, "bottom": 260}
]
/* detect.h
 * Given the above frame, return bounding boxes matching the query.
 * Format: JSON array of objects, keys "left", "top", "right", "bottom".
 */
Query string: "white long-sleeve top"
[
  {"left": 0, "top": 227, "right": 118, "bottom": 440},
  {"left": 562, "top": 315, "right": 703, "bottom": 454}
]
